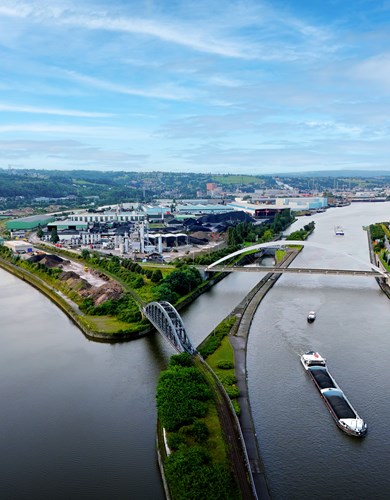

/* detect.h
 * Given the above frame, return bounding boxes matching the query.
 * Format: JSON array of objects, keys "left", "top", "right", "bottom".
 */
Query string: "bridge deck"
[{"left": 203, "top": 266, "right": 385, "bottom": 277}]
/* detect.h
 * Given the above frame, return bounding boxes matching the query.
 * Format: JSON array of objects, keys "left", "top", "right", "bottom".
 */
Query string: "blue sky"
[{"left": 1, "top": 0, "right": 390, "bottom": 174}]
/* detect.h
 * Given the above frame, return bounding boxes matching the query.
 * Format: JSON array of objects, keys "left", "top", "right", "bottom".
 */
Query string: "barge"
[{"left": 301, "top": 351, "right": 367, "bottom": 437}]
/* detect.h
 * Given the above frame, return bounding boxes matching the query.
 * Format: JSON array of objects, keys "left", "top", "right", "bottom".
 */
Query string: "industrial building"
[
  {"left": 69, "top": 209, "right": 146, "bottom": 223},
  {"left": 6, "top": 214, "right": 55, "bottom": 231},
  {"left": 274, "top": 197, "right": 328, "bottom": 211},
  {"left": 175, "top": 204, "right": 233, "bottom": 215},
  {"left": 3, "top": 240, "right": 33, "bottom": 254}
]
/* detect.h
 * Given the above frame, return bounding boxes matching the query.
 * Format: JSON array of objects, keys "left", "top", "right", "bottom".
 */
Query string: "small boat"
[
  {"left": 307, "top": 311, "right": 316, "bottom": 323},
  {"left": 301, "top": 351, "right": 367, "bottom": 437},
  {"left": 334, "top": 225, "right": 344, "bottom": 236}
]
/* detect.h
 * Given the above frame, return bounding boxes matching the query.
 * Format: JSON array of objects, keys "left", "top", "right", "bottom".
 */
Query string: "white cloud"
[{"left": 352, "top": 53, "right": 390, "bottom": 88}]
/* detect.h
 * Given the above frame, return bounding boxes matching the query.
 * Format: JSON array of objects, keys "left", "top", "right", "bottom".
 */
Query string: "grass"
[
  {"left": 381, "top": 223, "right": 390, "bottom": 239},
  {"left": 79, "top": 315, "right": 142, "bottom": 333},
  {"left": 212, "top": 174, "right": 264, "bottom": 185},
  {"left": 198, "top": 317, "right": 241, "bottom": 414},
  {"left": 206, "top": 336, "right": 235, "bottom": 378},
  {"left": 202, "top": 403, "right": 227, "bottom": 463},
  {"left": 379, "top": 249, "right": 390, "bottom": 272},
  {"left": 275, "top": 249, "right": 285, "bottom": 262}
]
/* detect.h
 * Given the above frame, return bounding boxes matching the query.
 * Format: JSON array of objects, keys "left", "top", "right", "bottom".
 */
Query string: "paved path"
[{"left": 229, "top": 250, "right": 300, "bottom": 499}]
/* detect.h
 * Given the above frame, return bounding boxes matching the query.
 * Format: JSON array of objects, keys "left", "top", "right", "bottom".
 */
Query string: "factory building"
[
  {"left": 3, "top": 240, "right": 33, "bottom": 254},
  {"left": 6, "top": 214, "right": 55, "bottom": 231}
]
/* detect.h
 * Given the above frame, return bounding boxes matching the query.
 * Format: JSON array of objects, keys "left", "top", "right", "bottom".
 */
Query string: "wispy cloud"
[
  {"left": 0, "top": 103, "right": 113, "bottom": 117},
  {"left": 63, "top": 70, "right": 198, "bottom": 102},
  {"left": 0, "top": 1, "right": 255, "bottom": 59},
  {"left": 0, "top": 139, "right": 149, "bottom": 168},
  {"left": 0, "top": 123, "right": 149, "bottom": 141},
  {"left": 0, "top": 0, "right": 389, "bottom": 173}
]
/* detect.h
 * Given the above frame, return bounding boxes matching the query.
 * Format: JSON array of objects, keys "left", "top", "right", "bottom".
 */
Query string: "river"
[
  {"left": 248, "top": 202, "right": 390, "bottom": 499},
  {"left": 0, "top": 202, "right": 389, "bottom": 499}
]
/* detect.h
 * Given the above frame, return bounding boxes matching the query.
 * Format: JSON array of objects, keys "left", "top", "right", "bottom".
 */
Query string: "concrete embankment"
[{"left": 229, "top": 249, "right": 301, "bottom": 499}]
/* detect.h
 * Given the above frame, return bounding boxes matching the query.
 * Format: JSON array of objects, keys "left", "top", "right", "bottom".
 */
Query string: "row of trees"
[
  {"left": 227, "top": 211, "right": 295, "bottom": 247},
  {"left": 79, "top": 294, "right": 142, "bottom": 323},
  {"left": 287, "top": 221, "right": 315, "bottom": 240},
  {"left": 370, "top": 223, "right": 387, "bottom": 252},
  {"left": 179, "top": 211, "right": 295, "bottom": 267},
  {"left": 81, "top": 251, "right": 203, "bottom": 304}
]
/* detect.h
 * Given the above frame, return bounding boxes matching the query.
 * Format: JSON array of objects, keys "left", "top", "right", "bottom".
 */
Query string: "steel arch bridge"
[{"left": 143, "top": 301, "right": 196, "bottom": 354}]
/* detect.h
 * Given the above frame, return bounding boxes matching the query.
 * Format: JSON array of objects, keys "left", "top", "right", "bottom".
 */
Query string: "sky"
[{"left": 1, "top": 0, "right": 390, "bottom": 174}]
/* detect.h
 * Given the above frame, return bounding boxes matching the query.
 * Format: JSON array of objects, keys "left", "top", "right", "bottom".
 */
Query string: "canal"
[
  {"left": 0, "top": 202, "right": 389, "bottom": 498},
  {"left": 248, "top": 202, "right": 390, "bottom": 499}
]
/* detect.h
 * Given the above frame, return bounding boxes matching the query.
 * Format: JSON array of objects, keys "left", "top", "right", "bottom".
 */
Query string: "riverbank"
[
  {"left": 0, "top": 256, "right": 152, "bottom": 342},
  {"left": 0, "top": 252, "right": 229, "bottom": 343}
]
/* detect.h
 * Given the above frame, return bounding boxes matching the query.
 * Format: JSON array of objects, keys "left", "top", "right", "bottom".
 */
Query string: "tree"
[
  {"left": 81, "top": 249, "right": 90, "bottom": 260},
  {"left": 151, "top": 269, "right": 163, "bottom": 283},
  {"left": 50, "top": 227, "right": 59, "bottom": 244},
  {"left": 36, "top": 224, "right": 43, "bottom": 239}
]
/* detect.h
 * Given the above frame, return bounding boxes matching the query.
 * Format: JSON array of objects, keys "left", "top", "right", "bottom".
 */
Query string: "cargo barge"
[{"left": 301, "top": 351, "right": 367, "bottom": 437}]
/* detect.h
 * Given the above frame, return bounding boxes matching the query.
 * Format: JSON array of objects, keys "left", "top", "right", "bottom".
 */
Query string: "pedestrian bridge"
[
  {"left": 143, "top": 301, "right": 196, "bottom": 354},
  {"left": 205, "top": 240, "right": 390, "bottom": 279},
  {"left": 143, "top": 240, "right": 388, "bottom": 353},
  {"left": 203, "top": 265, "right": 385, "bottom": 277}
]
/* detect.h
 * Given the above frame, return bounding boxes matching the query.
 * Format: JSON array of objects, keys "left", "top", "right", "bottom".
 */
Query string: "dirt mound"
[
  {"left": 59, "top": 269, "right": 123, "bottom": 305},
  {"left": 190, "top": 231, "right": 212, "bottom": 240},
  {"left": 59, "top": 271, "right": 92, "bottom": 291},
  {"left": 28, "top": 253, "right": 68, "bottom": 268},
  {"left": 80, "top": 282, "right": 123, "bottom": 305},
  {"left": 29, "top": 254, "right": 124, "bottom": 306}
]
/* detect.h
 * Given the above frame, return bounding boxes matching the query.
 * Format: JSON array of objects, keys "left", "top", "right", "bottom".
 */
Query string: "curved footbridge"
[{"left": 204, "top": 240, "right": 390, "bottom": 280}]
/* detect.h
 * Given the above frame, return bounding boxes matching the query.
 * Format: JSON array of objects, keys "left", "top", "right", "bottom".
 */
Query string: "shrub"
[
  {"left": 164, "top": 447, "right": 238, "bottom": 500},
  {"left": 157, "top": 366, "right": 211, "bottom": 431},
  {"left": 217, "top": 360, "right": 234, "bottom": 369},
  {"left": 169, "top": 353, "right": 193, "bottom": 368},
  {"left": 225, "top": 385, "right": 240, "bottom": 398},
  {"left": 221, "top": 374, "right": 237, "bottom": 385},
  {"left": 167, "top": 432, "right": 185, "bottom": 451},
  {"left": 231, "top": 400, "right": 241, "bottom": 416}
]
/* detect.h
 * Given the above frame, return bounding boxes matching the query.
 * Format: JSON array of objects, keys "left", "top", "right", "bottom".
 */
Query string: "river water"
[
  {"left": 248, "top": 202, "right": 390, "bottom": 499},
  {"left": 0, "top": 202, "right": 389, "bottom": 499}
]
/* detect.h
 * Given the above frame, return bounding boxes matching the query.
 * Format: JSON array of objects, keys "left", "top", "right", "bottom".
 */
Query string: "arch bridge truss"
[{"left": 143, "top": 301, "right": 196, "bottom": 355}]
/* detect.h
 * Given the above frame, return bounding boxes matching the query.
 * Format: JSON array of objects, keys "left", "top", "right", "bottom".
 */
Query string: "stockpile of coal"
[
  {"left": 28, "top": 253, "right": 68, "bottom": 268},
  {"left": 323, "top": 391, "right": 356, "bottom": 419},
  {"left": 309, "top": 367, "right": 336, "bottom": 389}
]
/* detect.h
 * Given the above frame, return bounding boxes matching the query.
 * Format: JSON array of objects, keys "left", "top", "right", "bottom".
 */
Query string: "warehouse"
[
  {"left": 4, "top": 240, "right": 33, "bottom": 254},
  {"left": 6, "top": 214, "right": 55, "bottom": 231}
]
